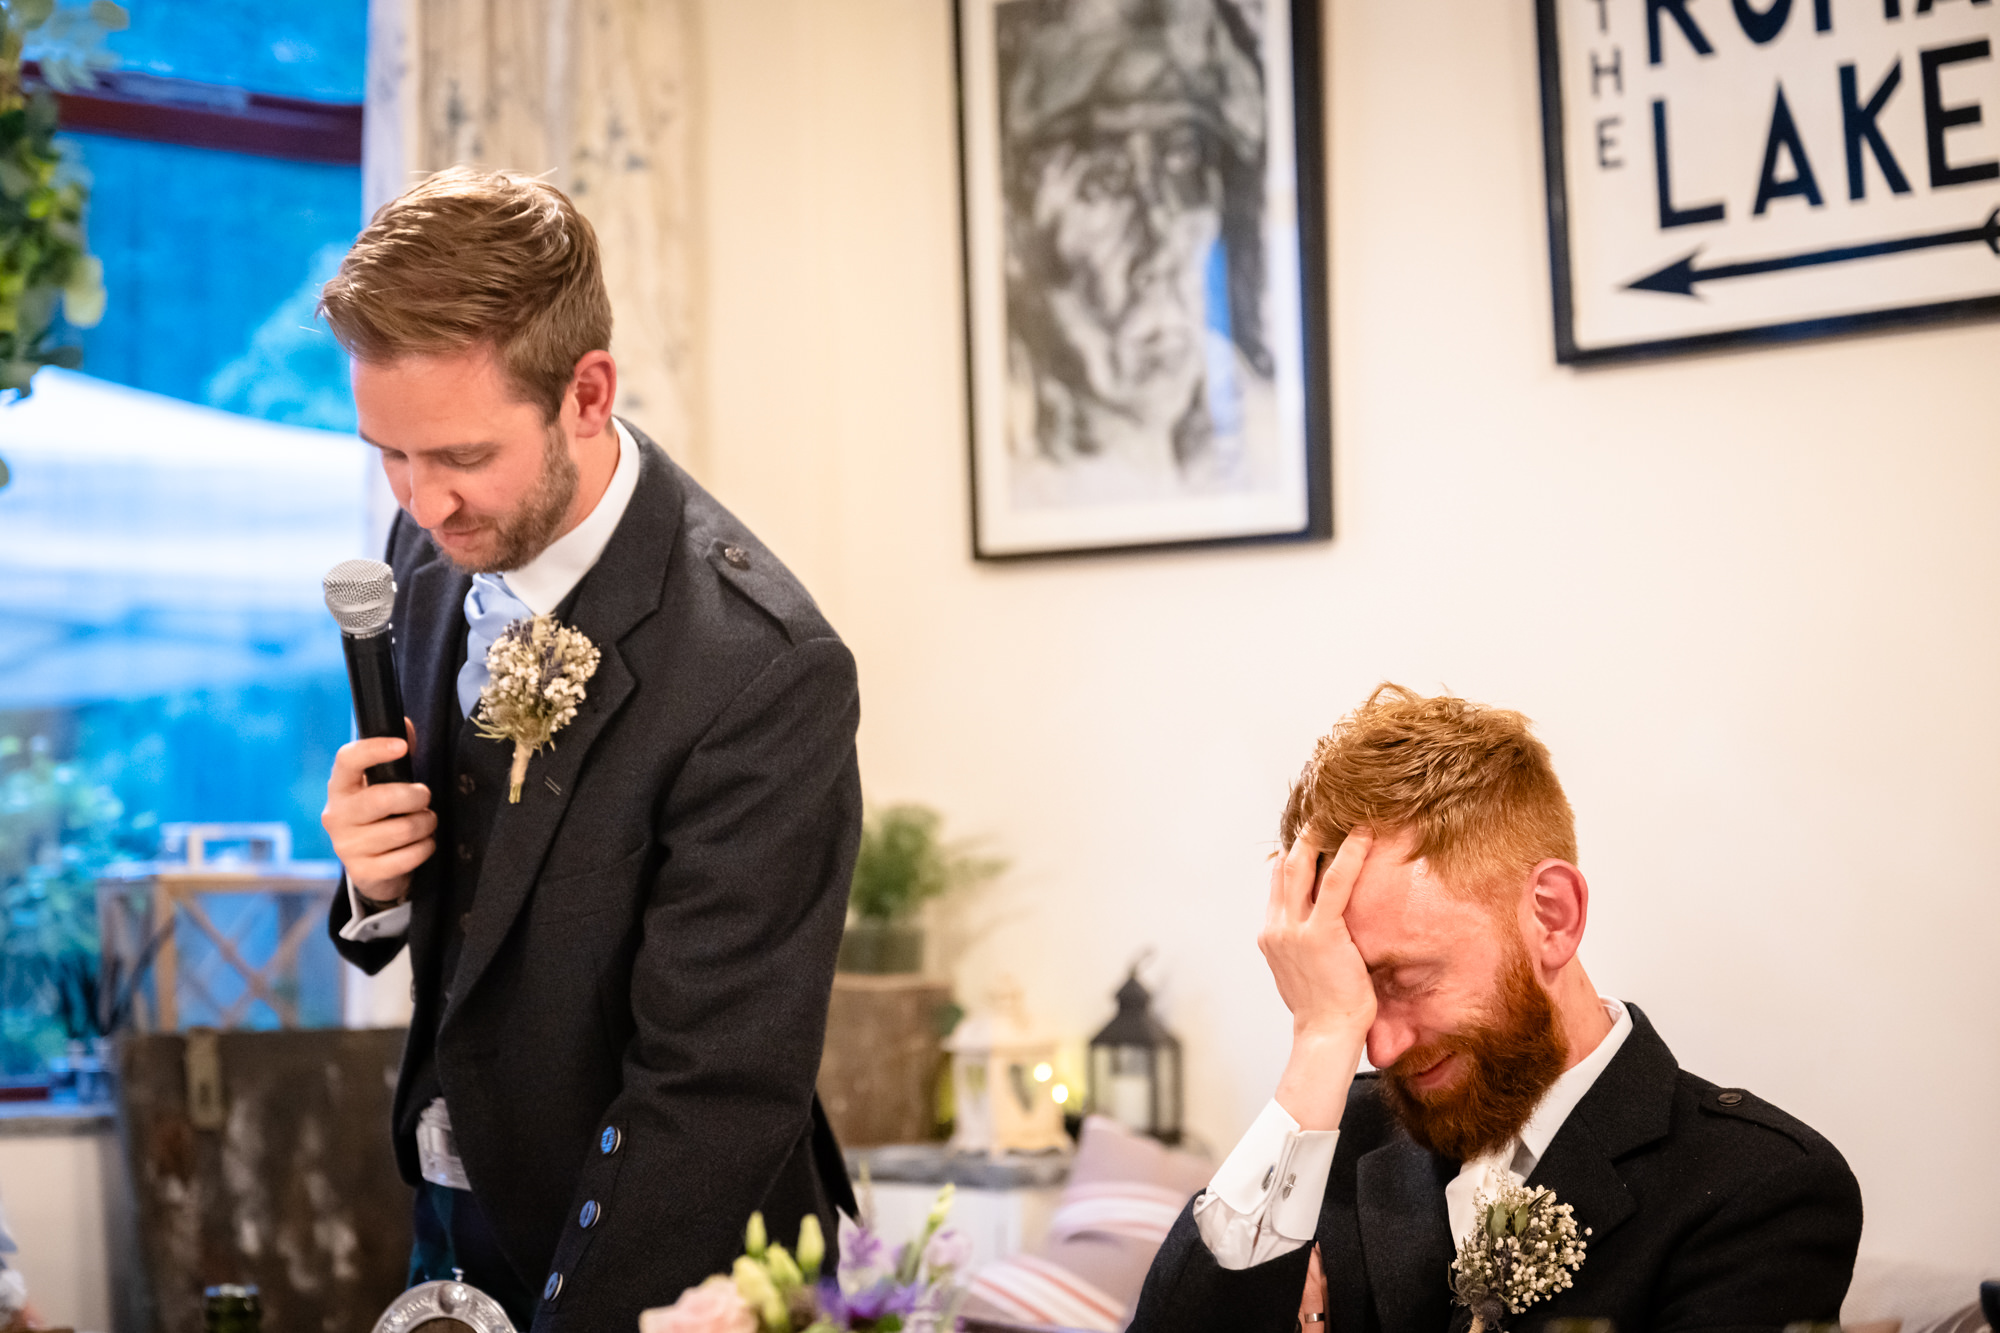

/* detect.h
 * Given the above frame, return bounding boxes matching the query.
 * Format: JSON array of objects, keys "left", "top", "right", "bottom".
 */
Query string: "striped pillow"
[
  {"left": 1046, "top": 1182, "right": 1190, "bottom": 1247},
  {"left": 967, "top": 1252, "right": 1128, "bottom": 1332}
]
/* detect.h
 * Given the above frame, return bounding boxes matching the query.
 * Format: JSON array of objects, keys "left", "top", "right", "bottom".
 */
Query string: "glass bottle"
[{"left": 202, "top": 1284, "right": 261, "bottom": 1332}]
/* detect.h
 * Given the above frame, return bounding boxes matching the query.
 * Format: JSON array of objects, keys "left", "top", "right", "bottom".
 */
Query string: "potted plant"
[
  {"left": 1, "top": 0, "right": 123, "bottom": 491},
  {"left": 1, "top": 1, "right": 120, "bottom": 386},
  {"left": 838, "top": 805, "right": 1001, "bottom": 975}
]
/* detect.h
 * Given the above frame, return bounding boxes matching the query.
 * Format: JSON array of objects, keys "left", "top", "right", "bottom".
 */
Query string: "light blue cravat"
[{"left": 457, "top": 573, "right": 533, "bottom": 719}]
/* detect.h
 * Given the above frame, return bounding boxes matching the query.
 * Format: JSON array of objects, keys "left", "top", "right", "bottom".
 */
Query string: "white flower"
[
  {"left": 1449, "top": 1183, "right": 1588, "bottom": 1333},
  {"left": 473, "top": 614, "right": 601, "bottom": 802}
]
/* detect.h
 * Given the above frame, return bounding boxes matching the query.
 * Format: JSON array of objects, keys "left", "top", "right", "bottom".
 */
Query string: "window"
[{"left": 0, "top": 0, "right": 369, "bottom": 1077}]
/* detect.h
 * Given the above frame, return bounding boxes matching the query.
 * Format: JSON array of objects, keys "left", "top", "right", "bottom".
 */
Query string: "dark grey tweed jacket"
[
  {"left": 1129, "top": 1004, "right": 1862, "bottom": 1333},
  {"left": 330, "top": 422, "right": 861, "bottom": 1332}
]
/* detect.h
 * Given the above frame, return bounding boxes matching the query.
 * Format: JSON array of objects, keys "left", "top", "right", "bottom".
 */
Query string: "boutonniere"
[
  {"left": 474, "top": 614, "right": 602, "bottom": 802},
  {"left": 1450, "top": 1183, "right": 1589, "bottom": 1333}
]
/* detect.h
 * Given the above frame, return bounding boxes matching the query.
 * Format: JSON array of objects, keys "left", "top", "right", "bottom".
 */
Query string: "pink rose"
[{"left": 638, "top": 1275, "right": 757, "bottom": 1333}]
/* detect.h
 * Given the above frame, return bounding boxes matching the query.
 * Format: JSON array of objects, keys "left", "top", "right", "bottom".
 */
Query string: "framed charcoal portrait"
[{"left": 956, "top": 0, "right": 1331, "bottom": 560}]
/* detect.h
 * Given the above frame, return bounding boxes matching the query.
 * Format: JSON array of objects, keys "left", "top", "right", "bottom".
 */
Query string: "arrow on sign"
[{"left": 1626, "top": 207, "right": 2000, "bottom": 297}]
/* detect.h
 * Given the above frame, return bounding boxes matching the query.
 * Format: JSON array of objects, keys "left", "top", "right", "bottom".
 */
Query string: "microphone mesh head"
[{"left": 323, "top": 559, "right": 396, "bottom": 635}]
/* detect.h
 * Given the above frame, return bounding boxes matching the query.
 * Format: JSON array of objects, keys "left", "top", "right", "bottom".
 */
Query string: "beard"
[
  {"left": 1377, "top": 941, "right": 1570, "bottom": 1163},
  {"left": 449, "top": 424, "right": 579, "bottom": 574}
]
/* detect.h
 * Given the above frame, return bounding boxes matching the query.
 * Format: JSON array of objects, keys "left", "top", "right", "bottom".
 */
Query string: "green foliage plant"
[
  {"left": 0, "top": 0, "right": 124, "bottom": 398},
  {"left": 0, "top": 733, "right": 126, "bottom": 1074},
  {"left": 848, "top": 804, "right": 1004, "bottom": 925}
]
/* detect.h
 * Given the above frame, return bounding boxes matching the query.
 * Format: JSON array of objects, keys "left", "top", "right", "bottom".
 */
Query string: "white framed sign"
[{"left": 1538, "top": 0, "right": 2000, "bottom": 362}]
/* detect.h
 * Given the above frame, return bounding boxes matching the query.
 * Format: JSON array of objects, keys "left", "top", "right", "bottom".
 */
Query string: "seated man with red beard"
[{"left": 1129, "top": 685, "right": 1861, "bottom": 1333}]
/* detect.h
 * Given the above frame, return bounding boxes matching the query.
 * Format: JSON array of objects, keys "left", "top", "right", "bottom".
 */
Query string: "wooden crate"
[
  {"left": 116, "top": 1027, "right": 412, "bottom": 1333},
  {"left": 96, "top": 824, "right": 343, "bottom": 1032}
]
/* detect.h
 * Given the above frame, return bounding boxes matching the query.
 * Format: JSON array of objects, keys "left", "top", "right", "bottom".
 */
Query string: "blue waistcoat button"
[
  {"left": 579, "top": 1199, "right": 600, "bottom": 1228},
  {"left": 543, "top": 1272, "right": 562, "bottom": 1302},
  {"left": 600, "top": 1126, "right": 621, "bottom": 1155}
]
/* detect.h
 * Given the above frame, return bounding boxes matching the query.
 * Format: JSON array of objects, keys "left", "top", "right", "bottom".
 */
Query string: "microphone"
[{"left": 322, "top": 559, "right": 415, "bottom": 785}]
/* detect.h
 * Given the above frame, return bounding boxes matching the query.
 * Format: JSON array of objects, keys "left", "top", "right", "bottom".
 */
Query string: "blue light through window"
[{"left": 0, "top": 0, "right": 370, "bottom": 1073}]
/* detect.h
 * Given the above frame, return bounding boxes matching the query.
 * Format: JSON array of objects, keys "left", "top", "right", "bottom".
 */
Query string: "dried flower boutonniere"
[
  {"left": 1449, "top": 1183, "right": 1589, "bottom": 1333},
  {"left": 474, "top": 615, "right": 601, "bottom": 802}
]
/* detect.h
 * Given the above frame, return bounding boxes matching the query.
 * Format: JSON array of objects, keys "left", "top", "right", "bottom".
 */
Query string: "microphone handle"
[{"left": 342, "top": 629, "right": 416, "bottom": 785}]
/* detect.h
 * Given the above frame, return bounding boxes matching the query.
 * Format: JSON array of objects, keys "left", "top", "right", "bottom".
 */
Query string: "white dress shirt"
[
  {"left": 1194, "top": 997, "right": 1633, "bottom": 1268},
  {"left": 338, "top": 419, "right": 641, "bottom": 944}
]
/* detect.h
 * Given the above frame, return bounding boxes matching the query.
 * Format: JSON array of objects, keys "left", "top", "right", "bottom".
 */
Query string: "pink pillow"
[{"left": 964, "top": 1117, "right": 1213, "bottom": 1332}]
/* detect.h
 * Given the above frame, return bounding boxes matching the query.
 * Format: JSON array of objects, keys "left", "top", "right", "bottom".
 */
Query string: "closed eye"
[{"left": 1370, "top": 964, "right": 1438, "bottom": 1002}]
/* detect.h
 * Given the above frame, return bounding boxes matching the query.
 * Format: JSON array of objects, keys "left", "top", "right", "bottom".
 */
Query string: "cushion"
[{"left": 963, "top": 1116, "right": 1213, "bottom": 1332}]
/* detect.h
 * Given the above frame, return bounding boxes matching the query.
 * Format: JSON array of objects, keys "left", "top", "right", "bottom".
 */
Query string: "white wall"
[
  {"left": 690, "top": 0, "right": 2000, "bottom": 1269},
  {"left": 0, "top": 1126, "right": 120, "bottom": 1333}
]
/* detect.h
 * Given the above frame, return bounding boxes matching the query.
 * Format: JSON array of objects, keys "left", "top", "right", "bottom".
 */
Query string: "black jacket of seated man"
[
  {"left": 329, "top": 422, "right": 861, "bottom": 1331},
  {"left": 1129, "top": 1004, "right": 1862, "bottom": 1333}
]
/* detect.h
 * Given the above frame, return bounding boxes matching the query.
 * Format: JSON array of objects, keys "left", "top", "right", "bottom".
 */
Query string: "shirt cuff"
[
  {"left": 338, "top": 876, "right": 411, "bottom": 942},
  {"left": 1209, "top": 1100, "right": 1338, "bottom": 1224},
  {"left": 1191, "top": 1099, "right": 1340, "bottom": 1267}
]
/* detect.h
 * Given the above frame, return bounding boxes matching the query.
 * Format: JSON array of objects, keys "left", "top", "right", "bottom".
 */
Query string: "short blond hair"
[
  {"left": 319, "top": 167, "right": 612, "bottom": 421},
  {"left": 1279, "top": 684, "right": 1577, "bottom": 901}
]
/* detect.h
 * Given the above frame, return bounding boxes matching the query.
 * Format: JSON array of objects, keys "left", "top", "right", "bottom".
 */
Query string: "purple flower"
[
  {"left": 816, "top": 1277, "right": 919, "bottom": 1324},
  {"left": 837, "top": 1214, "right": 894, "bottom": 1289},
  {"left": 922, "top": 1227, "right": 973, "bottom": 1275}
]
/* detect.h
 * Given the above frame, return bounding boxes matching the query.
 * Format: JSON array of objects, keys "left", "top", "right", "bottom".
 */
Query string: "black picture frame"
[{"left": 955, "top": 0, "right": 1332, "bottom": 561}]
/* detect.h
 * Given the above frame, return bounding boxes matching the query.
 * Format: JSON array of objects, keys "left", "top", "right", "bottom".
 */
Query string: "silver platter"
[{"left": 371, "top": 1279, "right": 518, "bottom": 1333}]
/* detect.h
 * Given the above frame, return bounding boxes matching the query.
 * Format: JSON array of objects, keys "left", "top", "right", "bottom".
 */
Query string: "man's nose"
[
  {"left": 1367, "top": 1013, "right": 1419, "bottom": 1072},
  {"left": 404, "top": 462, "right": 459, "bottom": 529}
]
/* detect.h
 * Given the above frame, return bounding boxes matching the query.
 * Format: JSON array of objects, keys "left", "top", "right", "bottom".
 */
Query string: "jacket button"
[
  {"left": 723, "top": 545, "right": 750, "bottom": 569},
  {"left": 458, "top": 773, "right": 476, "bottom": 795},
  {"left": 543, "top": 1272, "right": 562, "bottom": 1302},
  {"left": 1717, "top": 1090, "right": 1744, "bottom": 1106},
  {"left": 459, "top": 912, "right": 471, "bottom": 933},
  {"left": 579, "top": 1199, "right": 600, "bottom": 1228},
  {"left": 457, "top": 843, "right": 473, "bottom": 864},
  {"left": 601, "top": 1126, "right": 622, "bottom": 1155}
]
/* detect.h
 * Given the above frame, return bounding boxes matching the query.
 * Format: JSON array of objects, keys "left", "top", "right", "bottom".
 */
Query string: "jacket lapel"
[
  {"left": 1523, "top": 1004, "right": 1678, "bottom": 1249},
  {"left": 1354, "top": 1007, "right": 1678, "bottom": 1332},
  {"left": 1355, "top": 1136, "right": 1458, "bottom": 1333},
  {"left": 400, "top": 543, "right": 470, "bottom": 797},
  {"left": 443, "top": 428, "right": 683, "bottom": 1023},
  {"left": 398, "top": 538, "right": 470, "bottom": 975}
]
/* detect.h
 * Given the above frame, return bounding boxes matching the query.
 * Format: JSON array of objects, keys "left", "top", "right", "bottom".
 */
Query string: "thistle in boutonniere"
[
  {"left": 1449, "top": 1183, "right": 1589, "bottom": 1333},
  {"left": 473, "top": 614, "right": 600, "bottom": 802}
]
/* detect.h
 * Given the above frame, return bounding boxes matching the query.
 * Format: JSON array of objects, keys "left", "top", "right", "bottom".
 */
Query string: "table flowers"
[{"left": 640, "top": 1185, "right": 969, "bottom": 1333}]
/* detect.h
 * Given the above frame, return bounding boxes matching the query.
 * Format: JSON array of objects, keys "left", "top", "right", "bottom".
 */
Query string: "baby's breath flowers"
[
  {"left": 1450, "top": 1183, "right": 1590, "bottom": 1333},
  {"left": 473, "top": 614, "right": 601, "bottom": 802}
]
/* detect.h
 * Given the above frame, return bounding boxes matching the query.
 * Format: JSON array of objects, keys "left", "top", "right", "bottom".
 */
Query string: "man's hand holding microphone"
[
  {"left": 323, "top": 723, "right": 435, "bottom": 908},
  {"left": 321, "top": 558, "right": 436, "bottom": 909}
]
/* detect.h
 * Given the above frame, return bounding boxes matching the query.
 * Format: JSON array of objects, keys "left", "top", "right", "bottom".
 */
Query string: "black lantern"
[{"left": 1087, "top": 965, "right": 1182, "bottom": 1145}]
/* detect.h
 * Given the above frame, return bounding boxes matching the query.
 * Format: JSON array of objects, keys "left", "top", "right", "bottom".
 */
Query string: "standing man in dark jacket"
[
  {"left": 1130, "top": 685, "right": 1861, "bottom": 1333},
  {"left": 319, "top": 167, "right": 859, "bottom": 1331}
]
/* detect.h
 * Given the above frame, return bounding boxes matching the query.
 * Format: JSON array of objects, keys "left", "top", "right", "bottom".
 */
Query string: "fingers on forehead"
[{"left": 1284, "top": 833, "right": 1324, "bottom": 874}]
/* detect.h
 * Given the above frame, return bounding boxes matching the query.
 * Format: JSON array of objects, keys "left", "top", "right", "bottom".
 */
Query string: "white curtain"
[{"left": 362, "top": 0, "right": 703, "bottom": 471}]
